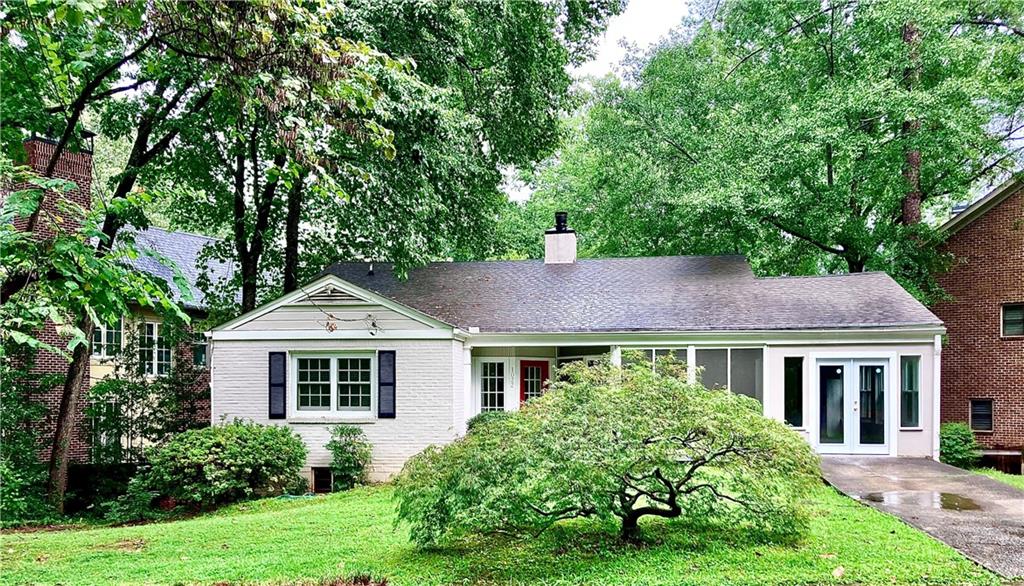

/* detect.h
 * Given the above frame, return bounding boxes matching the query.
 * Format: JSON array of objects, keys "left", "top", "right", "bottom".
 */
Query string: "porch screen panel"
[
  {"left": 695, "top": 349, "right": 727, "bottom": 389},
  {"left": 730, "top": 349, "right": 763, "bottom": 402}
]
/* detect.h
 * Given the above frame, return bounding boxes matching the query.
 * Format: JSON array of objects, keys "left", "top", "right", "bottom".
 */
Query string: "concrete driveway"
[{"left": 821, "top": 457, "right": 1024, "bottom": 579}]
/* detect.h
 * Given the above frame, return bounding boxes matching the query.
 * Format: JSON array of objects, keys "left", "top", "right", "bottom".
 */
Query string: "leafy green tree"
[
  {"left": 395, "top": 360, "right": 820, "bottom": 545},
  {"left": 510, "top": 0, "right": 1024, "bottom": 301},
  {"left": 161, "top": 0, "right": 626, "bottom": 313}
]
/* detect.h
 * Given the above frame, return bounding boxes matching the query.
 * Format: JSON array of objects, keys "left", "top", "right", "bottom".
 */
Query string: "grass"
[
  {"left": 975, "top": 467, "right": 1024, "bottom": 491},
  {"left": 0, "top": 484, "right": 996, "bottom": 586}
]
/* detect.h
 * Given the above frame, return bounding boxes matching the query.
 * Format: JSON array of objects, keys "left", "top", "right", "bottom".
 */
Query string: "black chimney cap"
[{"left": 546, "top": 211, "right": 574, "bottom": 234}]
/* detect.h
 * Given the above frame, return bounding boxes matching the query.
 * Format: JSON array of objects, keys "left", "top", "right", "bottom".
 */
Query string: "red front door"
[{"left": 520, "top": 360, "right": 550, "bottom": 404}]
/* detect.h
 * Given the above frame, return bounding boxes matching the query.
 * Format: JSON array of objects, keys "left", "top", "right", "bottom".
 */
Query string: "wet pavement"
[{"left": 821, "top": 457, "right": 1024, "bottom": 579}]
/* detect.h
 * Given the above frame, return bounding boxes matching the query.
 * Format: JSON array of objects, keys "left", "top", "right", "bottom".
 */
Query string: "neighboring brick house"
[
  {"left": 933, "top": 176, "right": 1024, "bottom": 473},
  {"left": 5, "top": 137, "right": 229, "bottom": 463}
]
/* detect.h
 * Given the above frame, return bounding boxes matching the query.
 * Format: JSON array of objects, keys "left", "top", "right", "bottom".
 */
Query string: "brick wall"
[
  {"left": 11, "top": 138, "right": 93, "bottom": 238},
  {"left": 933, "top": 183, "right": 1024, "bottom": 452},
  {"left": 8, "top": 138, "right": 96, "bottom": 462}
]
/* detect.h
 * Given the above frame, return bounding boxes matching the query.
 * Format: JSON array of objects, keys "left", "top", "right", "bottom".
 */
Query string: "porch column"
[
  {"left": 686, "top": 345, "right": 696, "bottom": 384},
  {"left": 462, "top": 347, "right": 473, "bottom": 435},
  {"left": 610, "top": 345, "right": 622, "bottom": 367},
  {"left": 932, "top": 334, "right": 942, "bottom": 461},
  {"left": 762, "top": 344, "right": 770, "bottom": 417}
]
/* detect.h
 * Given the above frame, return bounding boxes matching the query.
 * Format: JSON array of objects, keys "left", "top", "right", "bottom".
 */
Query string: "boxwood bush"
[
  {"left": 940, "top": 423, "right": 980, "bottom": 469},
  {"left": 116, "top": 421, "right": 307, "bottom": 515}
]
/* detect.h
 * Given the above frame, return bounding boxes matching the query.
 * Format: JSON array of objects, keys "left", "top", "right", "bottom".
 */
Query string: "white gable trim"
[
  {"left": 213, "top": 274, "right": 454, "bottom": 332},
  {"left": 940, "top": 175, "right": 1021, "bottom": 234}
]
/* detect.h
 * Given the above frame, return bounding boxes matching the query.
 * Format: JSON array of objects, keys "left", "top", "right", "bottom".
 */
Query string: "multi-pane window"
[
  {"left": 91, "top": 319, "right": 122, "bottom": 358},
  {"left": 522, "top": 365, "right": 544, "bottom": 401},
  {"left": 783, "top": 357, "right": 804, "bottom": 427},
  {"left": 970, "top": 399, "right": 993, "bottom": 432},
  {"left": 294, "top": 355, "right": 376, "bottom": 415},
  {"left": 900, "top": 356, "right": 921, "bottom": 428},
  {"left": 192, "top": 335, "right": 209, "bottom": 368},
  {"left": 139, "top": 323, "right": 171, "bottom": 376},
  {"left": 1003, "top": 304, "right": 1024, "bottom": 336},
  {"left": 337, "top": 358, "right": 372, "bottom": 411},
  {"left": 297, "top": 358, "right": 332, "bottom": 410},
  {"left": 480, "top": 361, "right": 505, "bottom": 412}
]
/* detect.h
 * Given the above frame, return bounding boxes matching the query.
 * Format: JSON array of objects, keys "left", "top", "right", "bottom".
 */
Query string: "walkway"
[{"left": 821, "top": 456, "right": 1024, "bottom": 579}]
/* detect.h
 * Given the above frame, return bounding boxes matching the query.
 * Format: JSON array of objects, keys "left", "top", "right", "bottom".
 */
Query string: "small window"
[
  {"left": 1003, "top": 304, "right": 1024, "bottom": 336},
  {"left": 480, "top": 361, "right": 505, "bottom": 412},
  {"left": 297, "top": 358, "right": 332, "bottom": 410},
  {"left": 970, "top": 399, "right": 993, "bottom": 432},
  {"left": 783, "top": 357, "right": 803, "bottom": 427},
  {"left": 900, "top": 356, "right": 921, "bottom": 428},
  {"left": 337, "top": 357, "right": 372, "bottom": 411},
  {"left": 91, "top": 319, "right": 122, "bottom": 358},
  {"left": 192, "top": 336, "right": 208, "bottom": 368},
  {"left": 138, "top": 322, "right": 171, "bottom": 376},
  {"left": 312, "top": 467, "right": 332, "bottom": 494}
]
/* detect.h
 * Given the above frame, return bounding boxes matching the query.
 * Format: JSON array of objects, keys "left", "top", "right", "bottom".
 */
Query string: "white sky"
[
  {"left": 505, "top": 0, "right": 693, "bottom": 202},
  {"left": 571, "top": 0, "right": 692, "bottom": 80}
]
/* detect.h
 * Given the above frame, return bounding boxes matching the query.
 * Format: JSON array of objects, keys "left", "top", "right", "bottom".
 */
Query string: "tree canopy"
[{"left": 503, "top": 0, "right": 1024, "bottom": 302}]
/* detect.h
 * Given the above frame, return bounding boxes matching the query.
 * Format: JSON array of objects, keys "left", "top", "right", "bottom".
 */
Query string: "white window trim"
[
  {"left": 140, "top": 321, "right": 172, "bottom": 378},
  {"left": 1001, "top": 302, "right": 1024, "bottom": 338},
  {"left": 288, "top": 352, "right": 377, "bottom": 421},
  {"left": 91, "top": 318, "right": 123, "bottom": 360},
  {"left": 898, "top": 354, "right": 923, "bottom": 430},
  {"left": 471, "top": 357, "right": 513, "bottom": 415}
]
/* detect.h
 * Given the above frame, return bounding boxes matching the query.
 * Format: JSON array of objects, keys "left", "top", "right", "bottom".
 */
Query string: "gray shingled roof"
[
  {"left": 322, "top": 256, "right": 942, "bottom": 333},
  {"left": 125, "top": 227, "right": 232, "bottom": 311}
]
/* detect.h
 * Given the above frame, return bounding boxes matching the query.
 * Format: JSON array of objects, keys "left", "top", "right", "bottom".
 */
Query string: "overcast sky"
[{"left": 572, "top": 0, "right": 692, "bottom": 79}]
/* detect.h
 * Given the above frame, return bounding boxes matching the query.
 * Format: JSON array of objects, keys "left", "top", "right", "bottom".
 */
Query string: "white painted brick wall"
[{"left": 211, "top": 338, "right": 464, "bottom": 481}]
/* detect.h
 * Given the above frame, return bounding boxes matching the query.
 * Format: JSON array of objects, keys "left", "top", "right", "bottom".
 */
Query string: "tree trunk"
[
  {"left": 620, "top": 514, "right": 642, "bottom": 542},
  {"left": 46, "top": 315, "right": 93, "bottom": 513},
  {"left": 283, "top": 171, "right": 306, "bottom": 294},
  {"left": 900, "top": 22, "right": 922, "bottom": 225},
  {"left": 846, "top": 255, "right": 866, "bottom": 273}
]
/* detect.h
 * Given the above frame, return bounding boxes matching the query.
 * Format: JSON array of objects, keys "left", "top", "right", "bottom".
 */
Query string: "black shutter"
[
  {"left": 269, "top": 352, "right": 287, "bottom": 419},
  {"left": 378, "top": 350, "right": 396, "bottom": 418}
]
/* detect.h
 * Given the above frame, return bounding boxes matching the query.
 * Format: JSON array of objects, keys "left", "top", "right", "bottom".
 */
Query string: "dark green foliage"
[
  {"left": 465, "top": 410, "right": 510, "bottom": 433},
  {"left": 940, "top": 423, "right": 981, "bottom": 469},
  {"left": 0, "top": 347, "right": 59, "bottom": 526},
  {"left": 395, "top": 361, "right": 820, "bottom": 546},
  {"left": 326, "top": 425, "right": 372, "bottom": 491},
  {"left": 113, "top": 421, "right": 307, "bottom": 516}
]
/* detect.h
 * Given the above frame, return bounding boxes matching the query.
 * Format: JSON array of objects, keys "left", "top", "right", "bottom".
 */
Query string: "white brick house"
[{"left": 210, "top": 214, "right": 945, "bottom": 487}]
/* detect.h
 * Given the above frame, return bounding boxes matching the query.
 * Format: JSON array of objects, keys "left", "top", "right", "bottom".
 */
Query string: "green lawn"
[
  {"left": 0, "top": 484, "right": 995, "bottom": 586},
  {"left": 975, "top": 467, "right": 1024, "bottom": 491}
]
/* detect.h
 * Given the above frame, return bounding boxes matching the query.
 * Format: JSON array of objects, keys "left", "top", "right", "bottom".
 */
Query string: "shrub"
[
  {"left": 465, "top": 410, "right": 510, "bottom": 433},
  {"left": 326, "top": 425, "right": 372, "bottom": 490},
  {"left": 395, "top": 361, "right": 820, "bottom": 546},
  {"left": 117, "top": 421, "right": 307, "bottom": 515},
  {"left": 940, "top": 423, "right": 980, "bottom": 469},
  {"left": 0, "top": 350, "right": 57, "bottom": 526}
]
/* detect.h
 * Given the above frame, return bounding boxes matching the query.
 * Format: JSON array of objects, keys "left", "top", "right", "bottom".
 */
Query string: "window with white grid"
[
  {"left": 337, "top": 357, "right": 372, "bottom": 411},
  {"left": 91, "top": 319, "right": 122, "bottom": 358},
  {"left": 297, "top": 358, "right": 332, "bottom": 410},
  {"left": 139, "top": 322, "right": 172, "bottom": 376},
  {"left": 480, "top": 361, "right": 505, "bottom": 412},
  {"left": 523, "top": 365, "right": 544, "bottom": 401}
]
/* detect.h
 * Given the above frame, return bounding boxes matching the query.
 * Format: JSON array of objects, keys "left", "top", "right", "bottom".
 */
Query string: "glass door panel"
[
  {"left": 819, "top": 364, "right": 845, "bottom": 445},
  {"left": 857, "top": 364, "right": 886, "bottom": 446}
]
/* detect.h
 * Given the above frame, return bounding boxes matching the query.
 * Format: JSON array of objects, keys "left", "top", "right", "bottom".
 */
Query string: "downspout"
[{"left": 932, "top": 334, "right": 942, "bottom": 461}]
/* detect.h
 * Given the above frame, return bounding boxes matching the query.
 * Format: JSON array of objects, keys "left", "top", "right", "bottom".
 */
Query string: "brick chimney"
[
  {"left": 544, "top": 211, "right": 577, "bottom": 264},
  {"left": 11, "top": 136, "right": 93, "bottom": 238}
]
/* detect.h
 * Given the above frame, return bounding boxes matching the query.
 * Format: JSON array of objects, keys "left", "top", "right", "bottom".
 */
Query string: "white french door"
[{"left": 816, "top": 359, "right": 889, "bottom": 455}]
